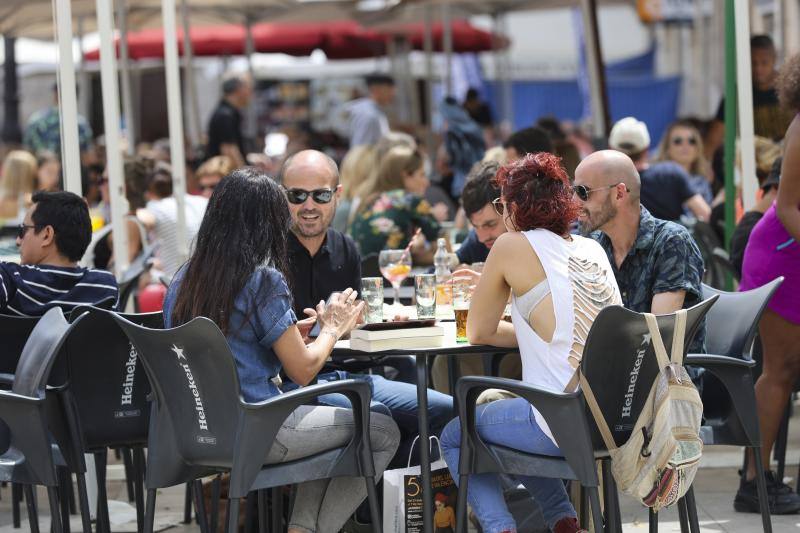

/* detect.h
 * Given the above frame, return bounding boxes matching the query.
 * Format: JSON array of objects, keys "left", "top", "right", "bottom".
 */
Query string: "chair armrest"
[
  {"left": 0, "top": 374, "right": 14, "bottom": 388},
  {"left": 0, "top": 391, "right": 57, "bottom": 485},
  {"left": 230, "top": 379, "right": 374, "bottom": 499},
  {"left": 454, "top": 376, "right": 598, "bottom": 486},
  {"left": 685, "top": 353, "right": 755, "bottom": 369}
]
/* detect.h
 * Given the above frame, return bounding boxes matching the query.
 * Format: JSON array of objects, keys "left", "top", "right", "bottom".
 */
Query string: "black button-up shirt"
[
  {"left": 591, "top": 206, "right": 706, "bottom": 354},
  {"left": 288, "top": 228, "right": 362, "bottom": 316}
]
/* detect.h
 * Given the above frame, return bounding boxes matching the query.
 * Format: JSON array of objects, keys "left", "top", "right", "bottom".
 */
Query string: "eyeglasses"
[
  {"left": 491, "top": 198, "right": 505, "bottom": 216},
  {"left": 199, "top": 183, "right": 216, "bottom": 192},
  {"left": 284, "top": 188, "right": 335, "bottom": 205},
  {"left": 671, "top": 136, "right": 697, "bottom": 146},
  {"left": 573, "top": 183, "right": 621, "bottom": 202},
  {"left": 17, "top": 224, "right": 39, "bottom": 240}
]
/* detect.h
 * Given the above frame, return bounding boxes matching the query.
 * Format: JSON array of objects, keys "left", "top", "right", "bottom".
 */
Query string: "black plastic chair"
[
  {"left": 59, "top": 306, "right": 163, "bottom": 533},
  {"left": 684, "top": 278, "right": 783, "bottom": 533},
  {"left": 0, "top": 307, "right": 88, "bottom": 533},
  {"left": 361, "top": 253, "right": 380, "bottom": 278},
  {"left": 111, "top": 312, "right": 383, "bottom": 533},
  {"left": 453, "top": 298, "right": 716, "bottom": 533},
  {"left": 117, "top": 251, "right": 154, "bottom": 312}
]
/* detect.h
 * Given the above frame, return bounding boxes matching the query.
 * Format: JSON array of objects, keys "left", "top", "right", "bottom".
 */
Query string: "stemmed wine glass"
[{"left": 378, "top": 249, "right": 412, "bottom": 309}]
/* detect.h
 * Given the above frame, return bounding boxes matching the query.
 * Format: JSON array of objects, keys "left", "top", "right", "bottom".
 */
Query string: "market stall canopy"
[{"left": 82, "top": 19, "right": 506, "bottom": 60}]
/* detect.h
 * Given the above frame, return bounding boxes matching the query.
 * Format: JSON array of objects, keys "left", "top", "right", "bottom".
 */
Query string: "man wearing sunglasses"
[
  {"left": 281, "top": 150, "right": 454, "bottom": 472},
  {"left": 1, "top": 191, "right": 118, "bottom": 316},
  {"left": 609, "top": 117, "right": 710, "bottom": 223},
  {"left": 573, "top": 150, "right": 705, "bottom": 358}
]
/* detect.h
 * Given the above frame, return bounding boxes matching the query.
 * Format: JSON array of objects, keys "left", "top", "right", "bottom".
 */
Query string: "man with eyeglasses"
[
  {"left": 1, "top": 191, "right": 118, "bottom": 316},
  {"left": 609, "top": 117, "right": 710, "bottom": 223},
  {"left": 573, "top": 150, "right": 706, "bottom": 358},
  {"left": 280, "top": 150, "right": 453, "bottom": 471}
]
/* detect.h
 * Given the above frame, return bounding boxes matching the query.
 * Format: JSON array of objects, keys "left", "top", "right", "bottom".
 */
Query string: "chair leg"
[
  {"left": 677, "top": 498, "right": 690, "bottom": 533},
  {"left": 245, "top": 491, "right": 257, "bottom": 533},
  {"left": 210, "top": 475, "right": 222, "bottom": 533},
  {"left": 752, "top": 446, "right": 774, "bottom": 533},
  {"left": 12, "top": 482, "right": 22, "bottom": 528},
  {"left": 121, "top": 447, "right": 136, "bottom": 503},
  {"left": 648, "top": 508, "right": 658, "bottom": 533},
  {"left": 25, "top": 485, "right": 40, "bottom": 533},
  {"left": 585, "top": 486, "right": 604, "bottom": 533},
  {"left": 601, "top": 459, "right": 621, "bottom": 533},
  {"left": 685, "top": 487, "right": 700, "bottom": 533},
  {"left": 271, "top": 487, "right": 282, "bottom": 533},
  {"left": 133, "top": 448, "right": 146, "bottom": 533},
  {"left": 257, "top": 489, "right": 267, "bottom": 533},
  {"left": 48, "top": 486, "right": 64, "bottom": 533},
  {"left": 226, "top": 498, "right": 241, "bottom": 533},
  {"left": 94, "top": 450, "right": 111, "bottom": 533},
  {"left": 74, "top": 473, "right": 92, "bottom": 533},
  {"left": 183, "top": 482, "right": 193, "bottom": 524},
  {"left": 774, "top": 399, "right": 791, "bottom": 481},
  {"left": 192, "top": 479, "right": 211, "bottom": 533},
  {"left": 57, "top": 468, "right": 71, "bottom": 533},
  {"left": 364, "top": 477, "right": 381, "bottom": 533},
  {"left": 456, "top": 474, "right": 469, "bottom": 533},
  {"left": 143, "top": 489, "right": 157, "bottom": 533}
]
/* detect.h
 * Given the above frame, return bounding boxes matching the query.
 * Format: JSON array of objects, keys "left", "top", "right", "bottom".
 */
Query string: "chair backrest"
[
  {"left": 360, "top": 253, "right": 380, "bottom": 277},
  {"left": 13, "top": 307, "right": 85, "bottom": 398},
  {"left": 701, "top": 278, "right": 783, "bottom": 359},
  {"left": 581, "top": 297, "right": 717, "bottom": 450},
  {"left": 0, "top": 314, "right": 39, "bottom": 376},
  {"left": 111, "top": 313, "right": 244, "bottom": 486},
  {"left": 65, "top": 306, "right": 163, "bottom": 449},
  {"left": 117, "top": 251, "right": 153, "bottom": 312}
]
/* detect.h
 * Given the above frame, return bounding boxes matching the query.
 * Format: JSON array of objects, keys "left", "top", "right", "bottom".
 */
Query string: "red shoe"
[{"left": 552, "top": 516, "right": 588, "bottom": 533}]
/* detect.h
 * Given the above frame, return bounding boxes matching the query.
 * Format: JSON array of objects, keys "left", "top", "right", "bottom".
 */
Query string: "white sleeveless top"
[{"left": 511, "top": 229, "right": 621, "bottom": 444}]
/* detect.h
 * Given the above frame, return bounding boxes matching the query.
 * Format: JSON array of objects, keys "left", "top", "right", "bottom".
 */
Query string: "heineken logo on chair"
[
  {"left": 171, "top": 344, "right": 216, "bottom": 445},
  {"left": 115, "top": 342, "right": 142, "bottom": 419}
]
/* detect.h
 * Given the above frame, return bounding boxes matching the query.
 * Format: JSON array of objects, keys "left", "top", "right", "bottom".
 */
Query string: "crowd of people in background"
[{"left": 0, "top": 32, "right": 799, "bottom": 533}]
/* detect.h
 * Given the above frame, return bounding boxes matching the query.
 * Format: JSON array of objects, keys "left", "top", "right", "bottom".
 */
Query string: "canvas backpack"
[{"left": 578, "top": 310, "right": 704, "bottom": 511}]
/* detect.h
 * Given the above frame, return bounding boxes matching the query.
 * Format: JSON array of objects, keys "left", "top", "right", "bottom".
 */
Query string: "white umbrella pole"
[
  {"left": 580, "top": 0, "right": 608, "bottom": 140},
  {"left": 423, "top": 4, "right": 435, "bottom": 162},
  {"left": 441, "top": 3, "right": 453, "bottom": 97},
  {"left": 117, "top": 0, "right": 136, "bottom": 155},
  {"left": 96, "top": 0, "right": 130, "bottom": 278},
  {"left": 162, "top": 0, "right": 189, "bottom": 261},
  {"left": 181, "top": 0, "right": 202, "bottom": 147},
  {"left": 76, "top": 15, "right": 91, "bottom": 121},
  {"left": 51, "top": 0, "right": 82, "bottom": 195},
  {"left": 734, "top": 0, "right": 757, "bottom": 211}
]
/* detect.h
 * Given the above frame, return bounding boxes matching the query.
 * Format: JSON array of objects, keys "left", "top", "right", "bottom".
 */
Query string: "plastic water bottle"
[{"left": 434, "top": 238, "right": 452, "bottom": 307}]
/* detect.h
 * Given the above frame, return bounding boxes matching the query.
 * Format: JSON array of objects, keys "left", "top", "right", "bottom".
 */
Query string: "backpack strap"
[
  {"left": 578, "top": 371, "right": 617, "bottom": 451},
  {"left": 644, "top": 313, "right": 671, "bottom": 370},
  {"left": 670, "top": 309, "right": 687, "bottom": 365}
]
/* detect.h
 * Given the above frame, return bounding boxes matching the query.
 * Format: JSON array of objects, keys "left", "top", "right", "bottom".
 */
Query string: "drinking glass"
[
  {"left": 379, "top": 249, "right": 412, "bottom": 308},
  {"left": 361, "top": 277, "right": 384, "bottom": 323},
  {"left": 452, "top": 277, "right": 471, "bottom": 342},
  {"left": 414, "top": 274, "right": 436, "bottom": 319}
]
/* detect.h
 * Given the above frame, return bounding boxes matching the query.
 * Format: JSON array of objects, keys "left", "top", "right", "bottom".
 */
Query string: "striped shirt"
[
  {"left": 147, "top": 195, "right": 208, "bottom": 277},
  {"left": 0, "top": 262, "right": 119, "bottom": 317}
]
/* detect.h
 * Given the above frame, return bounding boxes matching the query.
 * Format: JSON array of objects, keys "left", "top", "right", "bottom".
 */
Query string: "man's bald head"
[
  {"left": 575, "top": 150, "right": 640, "bottom": 201},
  {"left": 279, "top": 150, "right": 339, "bottom": 186}
]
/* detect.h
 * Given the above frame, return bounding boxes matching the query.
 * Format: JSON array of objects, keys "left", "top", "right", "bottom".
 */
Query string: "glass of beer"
[{"left": 452, "top": 277, "right": 471, "bottom": 342}]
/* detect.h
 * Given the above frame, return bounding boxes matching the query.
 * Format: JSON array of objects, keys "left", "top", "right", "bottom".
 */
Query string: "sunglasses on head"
[
  {"left": 671, "top": 136, "right": 697, "bottom": 146},
  {"left": 573, "top": 183, "right": 625, "bottom": 201},
  {"left": 284, "top": 188, "right": 335, "bottom": 205}
]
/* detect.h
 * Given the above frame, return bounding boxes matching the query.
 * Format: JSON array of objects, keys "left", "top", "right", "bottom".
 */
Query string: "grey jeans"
[{"left": 264, "top": 404, "right": 400, "bottom": 533}]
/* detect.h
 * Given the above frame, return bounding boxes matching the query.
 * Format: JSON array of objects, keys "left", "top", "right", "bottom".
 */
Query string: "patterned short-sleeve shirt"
[
  {"left": 350, "top": 189, "right": 440, "bottom": 257},
  {"left": 23, "top": 107, "right": 93, "bottom": 155},
  {"left": 590, "top": 206, "right": 706, "bottom": 354}
]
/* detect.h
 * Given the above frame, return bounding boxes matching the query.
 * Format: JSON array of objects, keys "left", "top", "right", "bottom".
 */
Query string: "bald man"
[
  {"left": 573, "top": 150, "right": 706, "bottom": 355},
  {"left": 279, "top": 150, "right": 454, "bottom": 472}
]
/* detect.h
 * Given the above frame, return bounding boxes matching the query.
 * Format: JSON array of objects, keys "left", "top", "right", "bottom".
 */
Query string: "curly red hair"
[{"left": 493, "top": 152, "right": 579, "bottom": 235}]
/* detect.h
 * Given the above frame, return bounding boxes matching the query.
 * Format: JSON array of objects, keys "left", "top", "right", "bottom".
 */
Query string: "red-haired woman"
[{"left": 440, "top": 153, "right": 621, "bottom": 533}]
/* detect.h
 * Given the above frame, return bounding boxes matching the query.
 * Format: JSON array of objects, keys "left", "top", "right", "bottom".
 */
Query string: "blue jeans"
[
  {"left": 285, "top": 371, "right": 454, "bottom": 467},
  {"left": 440, "top": 398, "right": 576, "bottom": 533}
]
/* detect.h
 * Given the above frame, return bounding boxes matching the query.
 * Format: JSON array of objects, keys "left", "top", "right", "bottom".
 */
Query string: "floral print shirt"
[{"left": 350, "top": 189, "right": 441, "bottom": 257}]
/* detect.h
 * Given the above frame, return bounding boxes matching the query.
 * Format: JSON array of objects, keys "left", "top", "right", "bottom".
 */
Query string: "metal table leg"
[{"left": 416, "top": 355, "right": 434, "bottom": 533}]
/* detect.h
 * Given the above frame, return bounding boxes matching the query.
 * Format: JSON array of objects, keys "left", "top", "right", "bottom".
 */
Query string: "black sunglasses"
[
  {"left": 284, "top": 188, "right": 335, "bottom": 205},
  {"left": 573, "top": 183, "right": 623, "bottom": 202},
  {"left": 671, "top": 136, "right": 697, "bottom": 146},
  {"left": 17, "top": 224, "right": 40, "bottom": 240}
]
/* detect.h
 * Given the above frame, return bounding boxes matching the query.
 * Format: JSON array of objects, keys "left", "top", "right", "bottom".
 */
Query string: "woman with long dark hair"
[{"left": 164, "top": 167, "right": 400, "bottom": 533}]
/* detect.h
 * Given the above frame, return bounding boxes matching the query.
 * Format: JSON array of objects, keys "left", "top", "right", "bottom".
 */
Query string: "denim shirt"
[
  {"left": 164, "top": 265, "right": 297, "bottom": 403},
  {"left": 590, "top": 206, "right": 706, "bottom": 354}
]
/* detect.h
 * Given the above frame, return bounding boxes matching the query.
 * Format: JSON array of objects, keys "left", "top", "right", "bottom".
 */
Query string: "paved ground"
[{"left": 2, "top": 414, "right": 799, "bottom": 533}]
